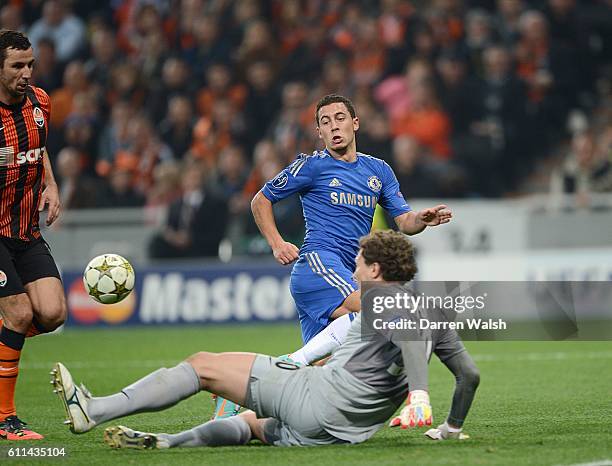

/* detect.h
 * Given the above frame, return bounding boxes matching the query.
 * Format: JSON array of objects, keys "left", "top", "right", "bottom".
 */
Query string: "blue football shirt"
[{"left": 262, "top": 149, "right": 411, "bottom": 270}]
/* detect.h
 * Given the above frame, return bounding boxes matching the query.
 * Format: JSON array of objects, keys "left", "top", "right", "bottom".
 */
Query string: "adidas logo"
[{"left": 329, "top": 178, "right": 342, "bottom": 187}]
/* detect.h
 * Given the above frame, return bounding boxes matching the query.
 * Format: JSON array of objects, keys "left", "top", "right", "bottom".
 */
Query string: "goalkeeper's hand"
[{"left": 389, "top": 390, "right": 433, "bottom": 429}]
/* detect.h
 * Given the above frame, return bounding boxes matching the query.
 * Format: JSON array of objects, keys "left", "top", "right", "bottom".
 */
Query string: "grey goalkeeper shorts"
[{"left": 244, "top": 354, "right": 348, "bottom": 447}]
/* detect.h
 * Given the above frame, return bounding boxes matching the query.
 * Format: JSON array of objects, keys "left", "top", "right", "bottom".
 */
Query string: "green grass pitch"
[{"left": 1, "top": 324, "right": 611, "bottom": 465}]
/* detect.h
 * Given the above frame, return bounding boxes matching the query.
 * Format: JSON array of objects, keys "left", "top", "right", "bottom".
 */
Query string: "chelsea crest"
[{"left": 367, "top": 176, "right": 382, "bottom": 193}]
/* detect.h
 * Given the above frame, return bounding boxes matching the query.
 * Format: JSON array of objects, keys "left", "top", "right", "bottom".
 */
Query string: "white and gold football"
[{"left": 83, "top": 254, "right": 135, "bottom": 305}]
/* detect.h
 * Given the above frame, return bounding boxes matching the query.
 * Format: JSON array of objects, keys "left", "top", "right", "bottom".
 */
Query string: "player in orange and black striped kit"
[{"left": 0, "top": 30, "right": 66, "bottom": 440}]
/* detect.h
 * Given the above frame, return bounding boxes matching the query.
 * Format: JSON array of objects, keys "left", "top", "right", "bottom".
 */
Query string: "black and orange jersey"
[{"left": 0, "top": 85, "right": 50, "bottom": 241}]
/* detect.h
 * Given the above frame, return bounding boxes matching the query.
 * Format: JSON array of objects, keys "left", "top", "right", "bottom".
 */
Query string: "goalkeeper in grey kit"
[{"left": 51, "top": 230, "right": 479, "bottom": 448}]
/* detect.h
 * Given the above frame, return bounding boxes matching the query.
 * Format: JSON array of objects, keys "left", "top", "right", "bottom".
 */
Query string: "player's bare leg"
[
  {"left": 24, "top": 277, "right": 67, "bottom": 336},
  {"left": 52, "top": 352, "right": 257, "bottom": 433},
  {"left": 0, "top": 277, "right": 66, "bottom": 336},
  {"left": 186, "top": 352, "right": 256, "bottom": 404},
  {"left": 198, "top": 352, "right": 257, "bottom": 419},
  {"left": 0, "top": 293, "right": 44, "bottom": 440},
  {"left": 330, "top": 289, "right": 361, "bottom": 319}
]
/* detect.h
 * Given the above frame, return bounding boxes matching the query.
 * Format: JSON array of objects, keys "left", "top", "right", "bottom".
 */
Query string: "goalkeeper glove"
[{"left": 389, "top": 390, "right": 433, "bottom": 429}]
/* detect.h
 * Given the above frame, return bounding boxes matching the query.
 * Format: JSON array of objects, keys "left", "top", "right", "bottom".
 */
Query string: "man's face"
[
  {"left": 353, "top": 250, "right": 378, "bottom": 284},
  {"left": 484, "top": 48, "right": 509, "bottom": 78},
  {"left": 317, "top": 102, "right": 359, "bottom": 153},
  {"left": 0, "top": 47, "right": 34, "bottom": 98},
  {"left": 182, "top": 169, "right": 204, "bottom": 193}
]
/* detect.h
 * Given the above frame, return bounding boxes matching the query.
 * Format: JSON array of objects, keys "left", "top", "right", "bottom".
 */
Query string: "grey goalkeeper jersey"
[{"left": 306, "top": 284, "right": 464, "bottom": 443}]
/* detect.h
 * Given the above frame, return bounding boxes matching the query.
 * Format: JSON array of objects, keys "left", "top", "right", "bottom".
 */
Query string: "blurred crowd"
[{"left": 3, "top": 0, "right": 610, "bottom": 257}]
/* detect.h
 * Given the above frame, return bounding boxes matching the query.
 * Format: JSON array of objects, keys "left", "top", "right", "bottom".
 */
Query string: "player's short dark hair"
[
  {"left": 0, "top": 30, "right": 31, "bottom": 68},
  {"left": 360, "top": 230, "right": 417, "bottom": 282},
  {"left": 315, "top": 94, "right": 356, "bottom": 125}
]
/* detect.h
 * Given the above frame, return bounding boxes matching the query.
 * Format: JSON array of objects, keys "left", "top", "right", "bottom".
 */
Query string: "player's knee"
[
  {"left": 240, "top": 411, "right": 266, "bottom": 443},
  {"left": 185, "top": 351, "right": 210, "bottom": 368},
  {"left": 44, "top": 302, "right": 67, "bottom": 331},
  {"left": 44, "top": 310, "right": 66, "bottom": 332},
  {"left": 37, "top": 299, "right": 67, "bottom": 331},
  {"left": 185, "top": 351, "right": 215, "bottom": 385},
  {"left": 2, "top": 295, "right": 34, "bottom": 330}
]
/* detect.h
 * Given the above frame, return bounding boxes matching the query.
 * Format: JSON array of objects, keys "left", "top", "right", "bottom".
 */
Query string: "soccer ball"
[{"left": 83, "top": 254, "right": 135, "bottom": 304}]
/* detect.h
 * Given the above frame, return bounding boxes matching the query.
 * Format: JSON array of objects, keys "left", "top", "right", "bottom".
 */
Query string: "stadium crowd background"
[{"left": 3, "top": 0, "right": 611, "bottom": 258}]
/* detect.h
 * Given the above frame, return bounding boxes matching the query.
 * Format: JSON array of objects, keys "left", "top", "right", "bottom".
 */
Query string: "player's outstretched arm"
[
  {"left": 394, "top": 205, "right": 452, "bottom": 235},
  {"left": 39, "top": 150, "right": 61, "bottom": 226},
  {"left": 251, "top": 191, "right": 299, "bottom": 265}
]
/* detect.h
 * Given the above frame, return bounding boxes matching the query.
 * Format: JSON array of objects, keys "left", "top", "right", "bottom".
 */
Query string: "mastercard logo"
[{"left": 67, "top": 278, "right": 136, "bottom": 325}]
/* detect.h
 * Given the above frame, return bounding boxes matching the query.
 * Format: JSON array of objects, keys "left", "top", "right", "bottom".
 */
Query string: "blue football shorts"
[{"left": 289, "top": 250, "right": 358, "bottom": 343}]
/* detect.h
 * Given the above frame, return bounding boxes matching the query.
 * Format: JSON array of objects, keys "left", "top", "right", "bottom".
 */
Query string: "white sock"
[
  {"left": 290, "top": 313, "right": 356, "bottom": 365},
  {"left": 444, "top": 421, "right": 462, "bottom": 432}
]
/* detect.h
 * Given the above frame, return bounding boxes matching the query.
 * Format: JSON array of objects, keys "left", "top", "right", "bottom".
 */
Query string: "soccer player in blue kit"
[
  {"left": 251, "top": 94, "right": 451, "bottom": 351},
  {"left": 210, "top": 94, "right": 452, "bottom": 419}
]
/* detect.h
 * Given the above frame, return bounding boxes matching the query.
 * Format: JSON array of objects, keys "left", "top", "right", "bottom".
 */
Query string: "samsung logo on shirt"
[{"left": 330, "top": 191, "right": 378, "bottom": 208}]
